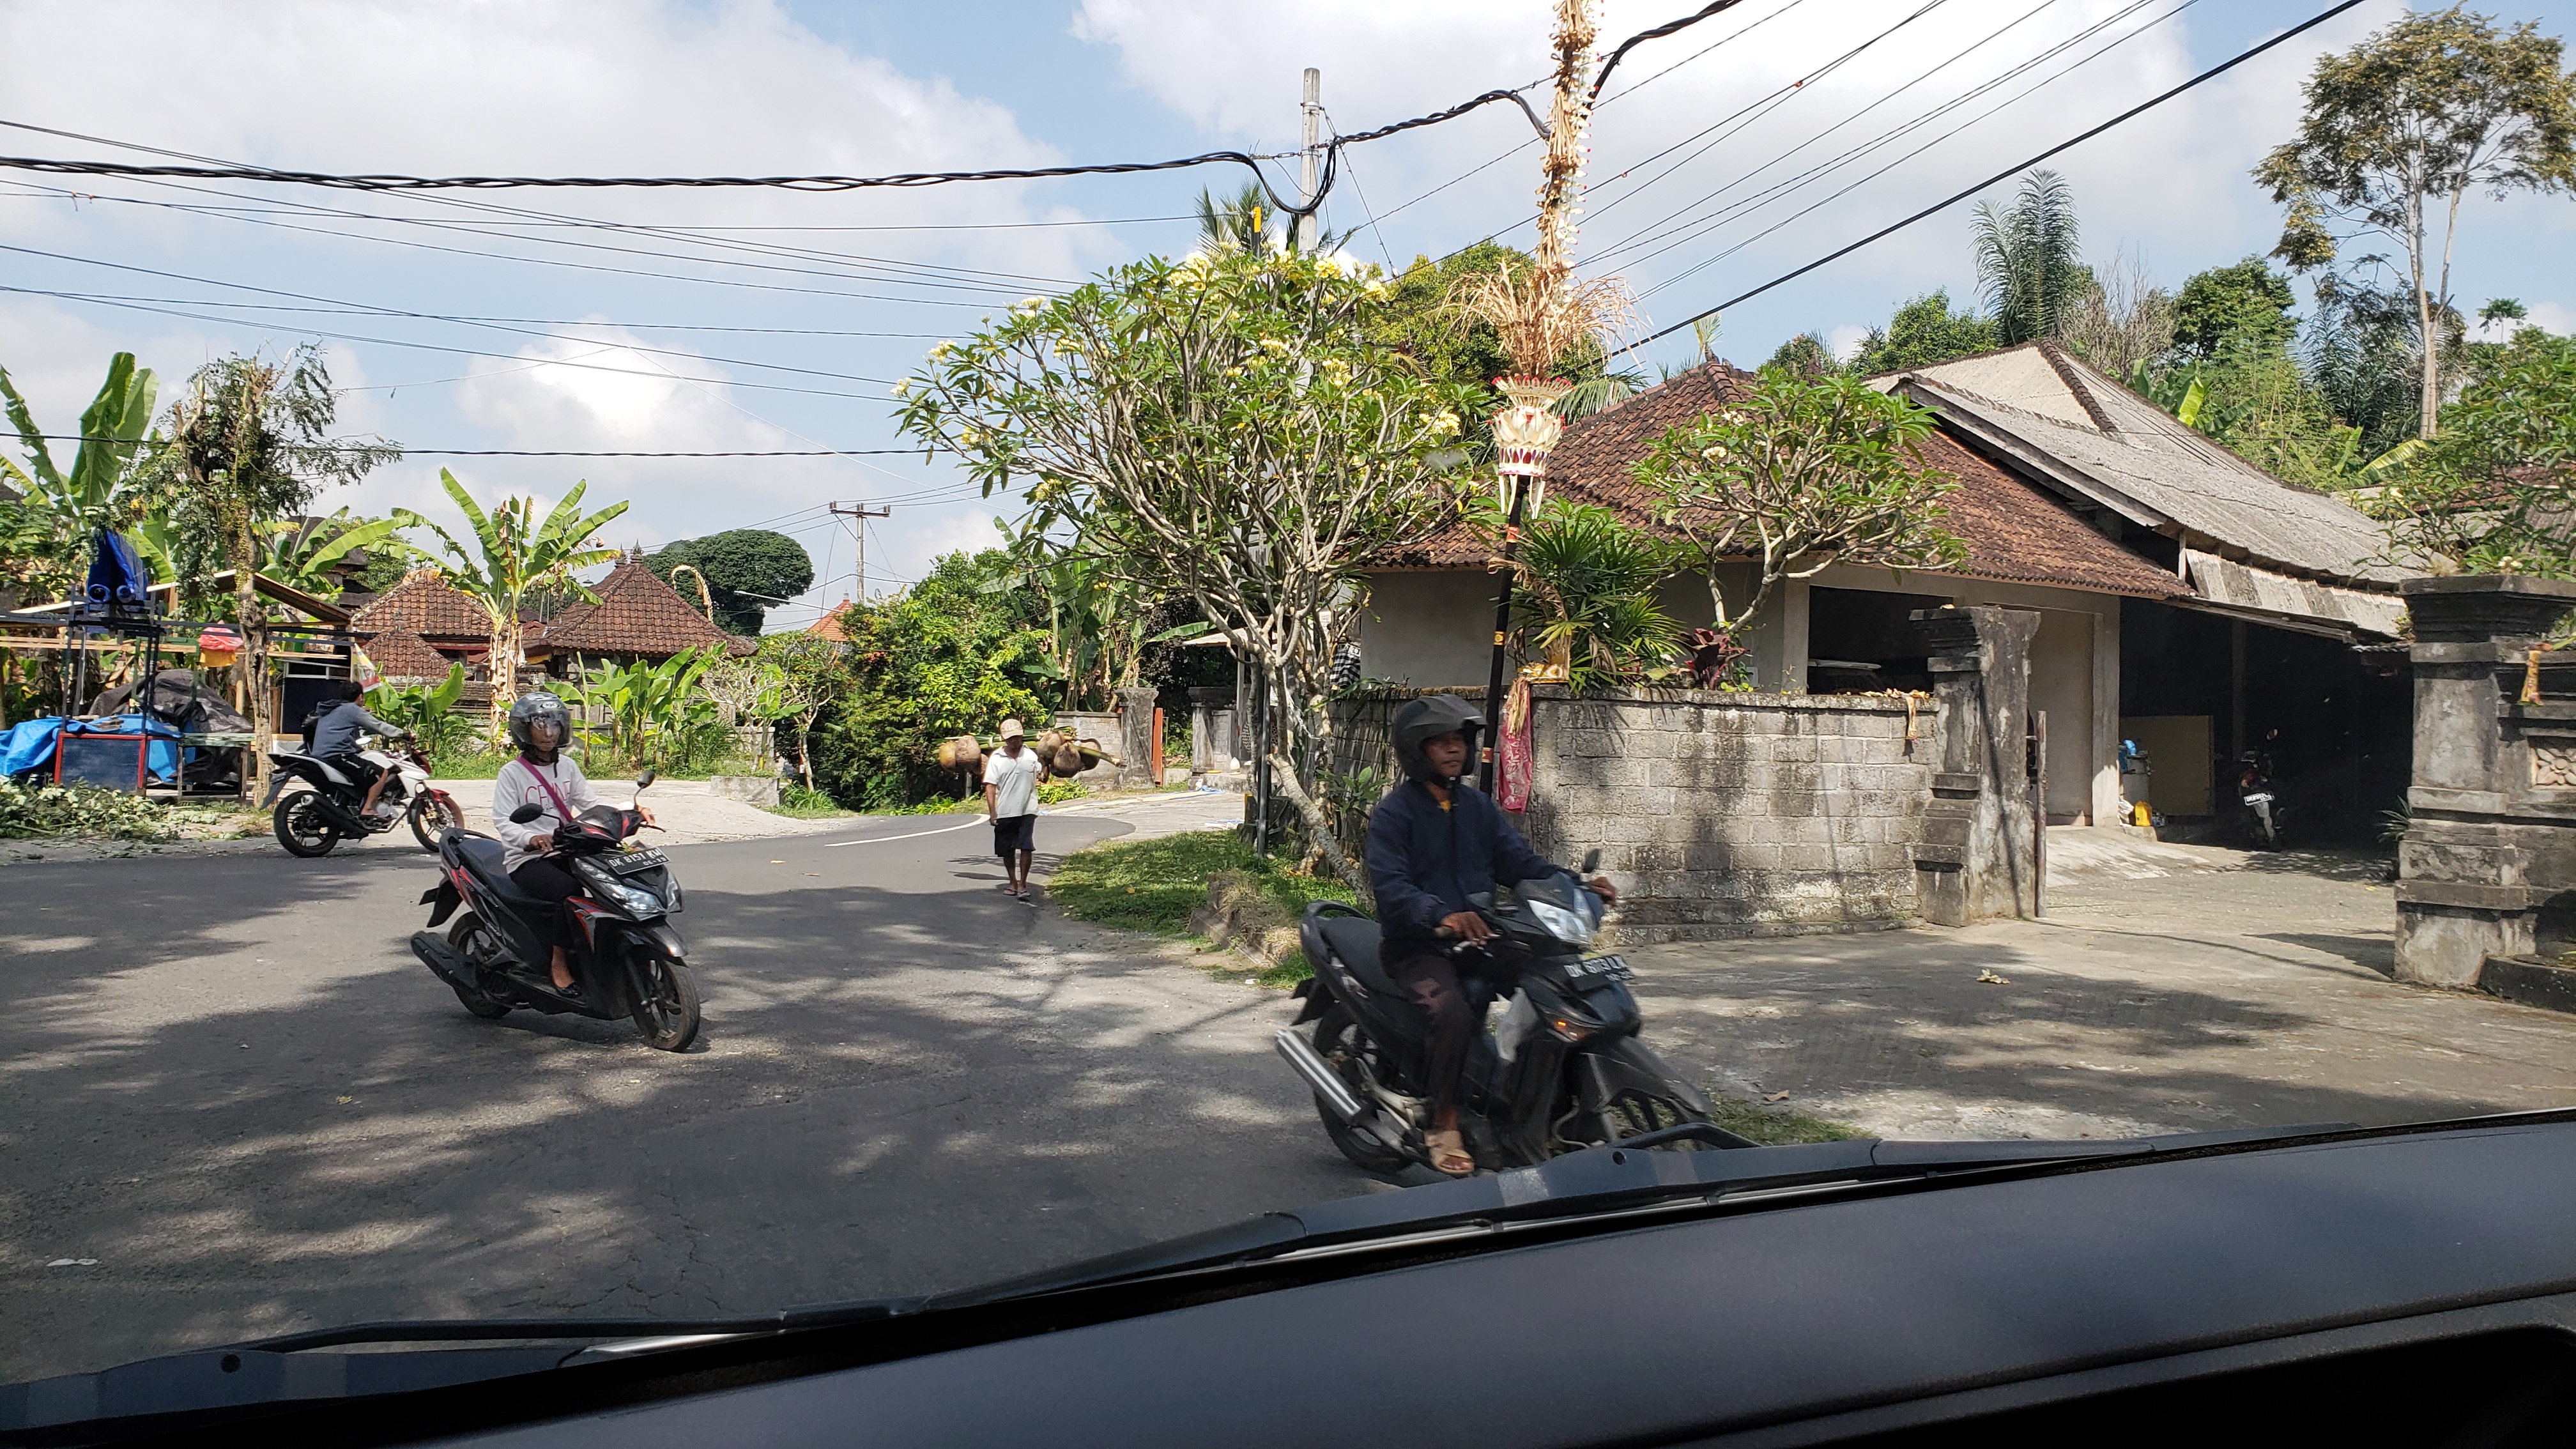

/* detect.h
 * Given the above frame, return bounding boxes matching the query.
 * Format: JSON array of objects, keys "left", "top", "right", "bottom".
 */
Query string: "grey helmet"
[
  {"left": 1391, "top": 694, "right": 1484, "bottom": 786},
  {"left": 508, "top": 691, "right": 571, "bottom": 760}
]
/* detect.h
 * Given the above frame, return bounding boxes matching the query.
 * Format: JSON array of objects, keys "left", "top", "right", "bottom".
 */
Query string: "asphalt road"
[{"left": 0, "top": 811, "right": 1362, "bottom": 1383}]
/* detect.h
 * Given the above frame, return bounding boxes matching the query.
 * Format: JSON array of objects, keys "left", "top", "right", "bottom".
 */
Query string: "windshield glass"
[{"left": 10, "top": 0, "right": 2576, "bottom": 1399}]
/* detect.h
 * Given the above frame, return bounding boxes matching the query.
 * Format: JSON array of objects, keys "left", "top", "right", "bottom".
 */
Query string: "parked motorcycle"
[
  {"left": 408, "top": 769, "right": 701, "bottom": 1052},
  {"left": 2237, "top": 749, "right": 2286, "bottom": 850},
  {"left": 1276, "top": 848, "right": 1749, "bottom": 1175},
  {"left": 265, "top": 739, "right": 463, "bottom": 856}
]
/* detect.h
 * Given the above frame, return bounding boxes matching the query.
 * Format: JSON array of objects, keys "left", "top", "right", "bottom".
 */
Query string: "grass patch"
[
  {"left": 1706, "top": 1095, "right": 1866, "bottom": 1146},
  {"left": 768, "top": 783, "right": 854, "bottom": 819},
  {"left": 1051, "top": 830, "right": 1352, "bottom": 940}
]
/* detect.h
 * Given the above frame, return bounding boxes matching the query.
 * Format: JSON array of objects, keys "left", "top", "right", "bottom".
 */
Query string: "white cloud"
[{"left": 1826, "top": 323, "right": 1871, "bottom": 362}]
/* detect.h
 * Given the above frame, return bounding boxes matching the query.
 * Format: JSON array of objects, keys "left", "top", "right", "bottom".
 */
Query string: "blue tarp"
[{"left": 0, "top": 715, "right": 184, "bottom": 782}]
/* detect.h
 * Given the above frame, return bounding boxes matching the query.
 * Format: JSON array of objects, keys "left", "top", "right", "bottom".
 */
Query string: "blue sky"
[{"left": 3, "top": 0, "right": 2570, "bottom": 629}]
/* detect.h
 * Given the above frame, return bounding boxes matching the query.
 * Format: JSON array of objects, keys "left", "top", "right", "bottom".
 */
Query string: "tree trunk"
[
  {"left": 487, "top": 612, "right": 520, "bottom": 744},
  {"left": 1264, "top": 750, "right": 1372, "bottom": 906},
  {"left": 233, "top": 519, "right": 264, "bottom": 806}
]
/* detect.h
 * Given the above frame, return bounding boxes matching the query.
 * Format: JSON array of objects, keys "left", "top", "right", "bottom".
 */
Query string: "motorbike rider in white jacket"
[{"left": 492, "top": 693, "right": 652, "bottom": 993}]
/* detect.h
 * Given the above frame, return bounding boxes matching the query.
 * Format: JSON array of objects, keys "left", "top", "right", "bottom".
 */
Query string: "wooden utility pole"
[{"left": 829, "top": 503, "right": 892, "bottom": 602}]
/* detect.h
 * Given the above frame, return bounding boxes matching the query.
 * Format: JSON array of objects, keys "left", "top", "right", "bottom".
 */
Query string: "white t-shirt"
[
  {"left": 985, "top": 746, "right": 1043, "bottom": 818},
  {"left": 493, "top": 754, "right": 601, "bottom": 874}
]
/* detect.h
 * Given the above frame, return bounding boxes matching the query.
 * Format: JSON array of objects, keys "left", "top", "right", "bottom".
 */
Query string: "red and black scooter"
[{"left": 409, "top": 769, "right": 702, "bottom": 1051}]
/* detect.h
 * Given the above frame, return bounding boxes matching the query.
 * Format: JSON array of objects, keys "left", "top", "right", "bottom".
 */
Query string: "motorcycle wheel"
[
  {"left": 627, "top": 949, "right": 701, "bottom": 1052},
  {"left": 1601, "top": 1089, "right": 1713, "bottom": 1147},
  {"left": 1312, "top": 1004, "right": 1411, "bottom": 1174},
  {"left": 272, "top": 792, "right": 341, "bottom": 857},
  {"left": 444, "top": 913, "right": 514, "bottom": 1018},
  {"left": 408, "top": 790, "right": 464, "bottom": 852}
]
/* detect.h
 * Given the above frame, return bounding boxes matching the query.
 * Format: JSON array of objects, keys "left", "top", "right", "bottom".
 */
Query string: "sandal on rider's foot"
[{"left": 1425, "top": 1128, "right": 1475, "bottom": 1177}]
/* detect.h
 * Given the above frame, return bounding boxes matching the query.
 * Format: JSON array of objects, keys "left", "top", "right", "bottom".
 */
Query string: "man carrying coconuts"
[{"left": 984, "top": 717, "right": 1044, "bottom": 900}]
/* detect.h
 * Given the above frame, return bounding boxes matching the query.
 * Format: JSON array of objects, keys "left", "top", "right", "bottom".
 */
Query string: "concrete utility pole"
[
  {"left": 829, "top": 503, "right": 891, "bottom": 601},
  {"left": 1297, "top": 67, "right": 1322, "bottom": 252}
]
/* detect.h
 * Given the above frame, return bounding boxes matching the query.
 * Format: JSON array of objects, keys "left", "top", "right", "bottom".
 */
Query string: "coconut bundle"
[{"left": 935, "top": 735, "right": 985, "bottom": 772}]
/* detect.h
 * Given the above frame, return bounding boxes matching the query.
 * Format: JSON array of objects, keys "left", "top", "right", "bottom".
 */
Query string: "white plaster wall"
[{"left": 1356, "top": 572, "right": 1501, "bottom": 689}]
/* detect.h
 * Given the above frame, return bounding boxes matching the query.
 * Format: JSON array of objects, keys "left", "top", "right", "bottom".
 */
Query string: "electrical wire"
[
  {"left": 1590, "top": 0, "right": 2161, "bottom": 268},
  {"left": 0, "top": 252, "right": 903, "bottom": 387},
  {"left": 1621, "top": 0, "right": 2197, "bottom": 295},
  {"left": 17, "top": 435, "right": 924, "bottom": 456},
  {"left": 1632, "top": 0, "right": 2371, "bottom": 345},
  {"left": 0, "top": 285, "right": 949, "bottom": 339}
]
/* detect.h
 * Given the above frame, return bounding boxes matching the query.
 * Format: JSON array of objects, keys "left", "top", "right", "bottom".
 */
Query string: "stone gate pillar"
[
  {"left": 2395, "top": 576, "right": 2576, "bottom": 993},
  {"left": 1114, "top": 686, "right": 1160, "bottom": 790},
  {"left": 1188, "top": 686, "right": 1238, "bottom": 780},
  {"left": 1912, "top": 605, "right": 2039, "bottom": 927}
]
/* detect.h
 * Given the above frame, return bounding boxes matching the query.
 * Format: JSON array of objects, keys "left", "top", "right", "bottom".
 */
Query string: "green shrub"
[{"left": 0, "top": 781, "right": 194, "bottom": 840}]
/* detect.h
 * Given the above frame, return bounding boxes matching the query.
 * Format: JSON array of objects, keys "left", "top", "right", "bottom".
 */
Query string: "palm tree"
[
  {"left": 1972, "top": 169, "right": 2089, "bottom": 346},
  {"left": 1192, "top": 181, "right": 1345, "bottom": 255},
  {"left": 413, "top": 469, "right": 627, "bottom": 739}
]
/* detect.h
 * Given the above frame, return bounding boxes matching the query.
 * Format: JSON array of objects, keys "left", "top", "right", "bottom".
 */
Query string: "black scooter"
[
  {"left": 408, "top": 769, "right": 702, "bottom": 1051},
  {"left": 1276, "top": 849, "right": 1747, "bottom": 1175}
]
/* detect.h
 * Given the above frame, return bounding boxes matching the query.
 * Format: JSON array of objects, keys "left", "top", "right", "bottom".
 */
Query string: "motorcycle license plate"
[
  {"left": 1568, "top": 953, "right": 1632, "bottom": 982},
  {"left": 610, "top": 848, "right": 668, "bottom": 874}
]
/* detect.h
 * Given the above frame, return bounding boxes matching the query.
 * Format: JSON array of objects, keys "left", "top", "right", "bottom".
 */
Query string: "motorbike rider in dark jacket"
[
  {"left": 309, "top": 681, "right": 411, "bottom": 820},
  {"left": 1364, "top": 694, "right": 1618, "bottom": 1176}
]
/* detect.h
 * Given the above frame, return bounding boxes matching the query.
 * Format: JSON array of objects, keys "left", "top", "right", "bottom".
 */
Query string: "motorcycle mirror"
[
  {"left": 509, "top": 802, "right": 545, "bottom": 824},
  {"left": 634, "top": 767, "right": 657, "bottom": 791},
  {"left": 1581, "top": 848, "right": 1602, "bottom": 874}
]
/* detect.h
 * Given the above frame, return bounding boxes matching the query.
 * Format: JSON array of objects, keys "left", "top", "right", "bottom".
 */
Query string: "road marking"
[{"left": 822, "top": 816, "right": 985, "bottom": 848}]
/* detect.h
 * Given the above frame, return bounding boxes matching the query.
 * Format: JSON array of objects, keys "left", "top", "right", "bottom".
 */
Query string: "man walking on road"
[{"left": 985, "top": 717, "right": 1043, "bottom": 900}]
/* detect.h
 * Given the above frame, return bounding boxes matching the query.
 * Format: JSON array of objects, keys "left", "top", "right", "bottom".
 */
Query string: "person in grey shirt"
[{"left": 309, "top": 681, "right": 411, "bottom": 819}]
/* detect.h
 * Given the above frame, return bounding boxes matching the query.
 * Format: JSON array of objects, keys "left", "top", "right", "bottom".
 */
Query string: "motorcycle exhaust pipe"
[{"left": 1273, "top": 1029, "right": 1365, "bottom": 1124}]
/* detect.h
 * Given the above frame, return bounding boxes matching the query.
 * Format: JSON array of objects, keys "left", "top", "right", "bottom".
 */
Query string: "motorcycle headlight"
[
  {"left": 575, "top": 860, "right": 661, "bottom": 917},
  {"left": 1525, "top": 896, "right": 1595, "bottom": 947}
]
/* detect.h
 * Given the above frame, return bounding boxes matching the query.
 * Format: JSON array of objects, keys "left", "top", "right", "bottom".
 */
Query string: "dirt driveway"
[{"left": 1626, "top": 834, "right": 2576, "bottom": 1140}]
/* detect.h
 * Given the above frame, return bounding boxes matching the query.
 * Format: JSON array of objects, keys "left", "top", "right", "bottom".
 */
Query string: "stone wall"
[{"left": 1517, "top": 688, "right": 1940, "bottom": 943}]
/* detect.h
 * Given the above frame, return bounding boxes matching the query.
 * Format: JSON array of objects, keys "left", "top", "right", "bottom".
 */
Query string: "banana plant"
[
  {"left": 263, "top": 507, "right": 422, "bottom": 596},
  {"left": 411, "top": 470, "right": 627, "bottom": 739},
  {"left": 0, "top": 353, "right": 160, "bottom": 596},
  {"left": 365, "top": 662, "right": 472, "bottom": 757}
]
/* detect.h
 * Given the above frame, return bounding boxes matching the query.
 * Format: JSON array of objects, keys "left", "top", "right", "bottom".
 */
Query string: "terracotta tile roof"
[
  {"left": 1379, "top": 363, "right": 2186, "bottom": 599},
  {"left": 358, "top": 627, "right": 452, "bottom": 681},
  {"left": 353, "top": 567, "right": 493, "bottom": 640},
  {"left": 806, "top": 601, "right": 854, "bottom": 642},
  {"left": 542, "top": 559, "right": 739, "bottom": 659}
]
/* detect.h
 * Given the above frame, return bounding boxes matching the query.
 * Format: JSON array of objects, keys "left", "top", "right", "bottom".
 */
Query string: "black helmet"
[
  {"left": 1392, "top": 694, "right": 1483, "bottom": 786},
  {"left": 508, "top": 691, "right": 571, "bottom": 760}
]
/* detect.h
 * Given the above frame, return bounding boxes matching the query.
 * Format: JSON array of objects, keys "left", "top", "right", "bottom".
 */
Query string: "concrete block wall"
[{"left": 1516, "top": 689, "right": 1938, "bottom": 943}]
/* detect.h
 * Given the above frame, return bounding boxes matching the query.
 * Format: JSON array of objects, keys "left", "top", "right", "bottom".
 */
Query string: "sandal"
[{"left": 1424, "top": 1127, "right": 1475, "bottom": 1177}]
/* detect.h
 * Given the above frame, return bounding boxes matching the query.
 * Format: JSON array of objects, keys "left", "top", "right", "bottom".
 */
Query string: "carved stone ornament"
[{"left": 2534, "top": 742, "right": 2576, "bottom": 788}]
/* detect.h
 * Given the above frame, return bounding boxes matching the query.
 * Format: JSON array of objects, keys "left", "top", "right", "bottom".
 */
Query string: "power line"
[
  {"left": 0, "top": 251, "right": 906, "bottom": 386},
  {"left": 1593, "top": 0, "right": 2174, "bottom": 272},
  {"left": 1634, "top": 0, "right": 2371, "bottom": 345},
  {"left": 17, "top": 434, "right": 924, "bottom": 456},
  {"left": 1589, "top": 0, "right": 1756, "bottom": 98},
  {"left": 1623, "top": 0, "right": 2200, "bottom": 297},
  {"left": 0, "top": 286, "right": 950, "bottom": 339}
]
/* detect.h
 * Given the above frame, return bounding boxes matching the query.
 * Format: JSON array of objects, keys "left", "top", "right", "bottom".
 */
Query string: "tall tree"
[
  {"left": 1972, "top": 169, "right": 2089, "bottom": 345},
  {"left": 412, "top": 470, "right": 627, "bottom": 738},
  {"left": 0, "top": 353, "right": 160, "bottom": 600},
  {"left": 2061, "top": 250, "right": 2177, "bottom": 378},
  {"left": 2256, "top": 8, "right": 2576, "bottom": 440},
  {"left": 2171, "top": 256, "right": 2300, "bottom": 360},
  {"left": 1846, "top": 291, "right": 1999, "bottom": 376},
  {"left": 644, "top": 528, "right": 813, "bottom": 634},
  {"left": 2372, "top": 326, "right": 2576, "bottom": 575},
  {"left": 144, "top": 346, "right": 396, "bottom": 799},
  {"left": 1763, "top": 332, "right": 1836, "bottom": 376}
]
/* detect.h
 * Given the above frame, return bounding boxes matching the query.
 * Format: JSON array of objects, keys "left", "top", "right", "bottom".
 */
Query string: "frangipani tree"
[
  {"left": 413, "top": 470, "right": 627, "bottom": 738},
  {"left": 894, "top": 249, "right": 1477, "bottom": 894},
  {"left": 1634, "top": 370, "right": 1966, "bottom": 636}
]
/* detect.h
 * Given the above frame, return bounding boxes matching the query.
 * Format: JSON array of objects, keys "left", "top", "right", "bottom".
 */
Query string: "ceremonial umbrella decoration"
[{"left": 1457, "top": 0, "right": 1638, "bottom": 787}]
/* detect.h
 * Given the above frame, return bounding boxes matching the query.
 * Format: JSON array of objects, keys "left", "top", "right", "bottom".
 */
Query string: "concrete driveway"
[
  {"left": 1629, "top": 841, "right": 2576, "bottom": 1140},
  {"left": 0, "top": 802, "right": 1349, "bottom": 1383}
]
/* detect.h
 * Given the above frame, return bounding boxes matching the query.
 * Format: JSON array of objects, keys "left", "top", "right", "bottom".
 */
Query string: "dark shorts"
[{"left": 992, "top": 813, "right": 1036, "bottom": 857}]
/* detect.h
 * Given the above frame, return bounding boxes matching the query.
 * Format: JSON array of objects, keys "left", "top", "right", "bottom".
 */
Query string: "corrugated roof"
[
  {"left": 1379, "top": 362, "right": 2187, "bottom": 599},
  {"left": 544, "top": 558, "right": 739, "bottom": 659},
  {"left": 353, "top": 567, "right": 492, "bottom": 639},
  {"left": 1882, "top": 342, "right": 2408, "bottom": 586}
]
